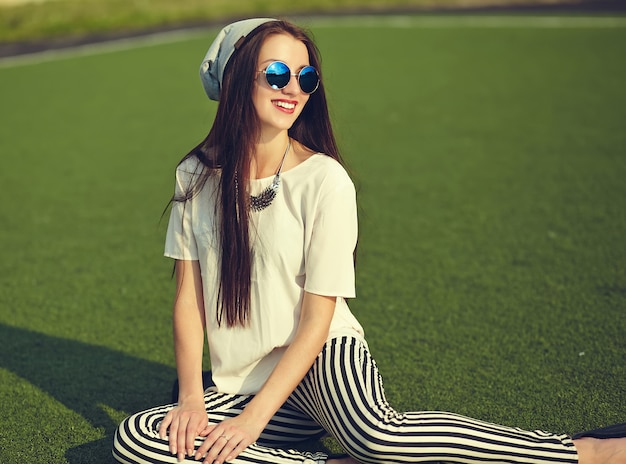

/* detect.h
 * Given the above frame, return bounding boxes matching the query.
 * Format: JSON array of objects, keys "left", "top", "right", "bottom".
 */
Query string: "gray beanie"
[{"left": 200, "top": 18, "right": 278, "bottom": 101}]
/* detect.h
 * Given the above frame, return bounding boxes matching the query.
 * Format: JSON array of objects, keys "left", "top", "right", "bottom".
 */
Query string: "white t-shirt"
[{"left": 164, "top": 153, "right": 365, "bottom": 395}]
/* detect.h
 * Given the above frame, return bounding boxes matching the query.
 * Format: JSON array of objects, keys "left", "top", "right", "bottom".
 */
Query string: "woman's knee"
[
  {"left": 112, "top": 415, "right": 134, "bottom": 462},
  {"left": 112, "top": 411, "right": 164, "bottom": 463}
]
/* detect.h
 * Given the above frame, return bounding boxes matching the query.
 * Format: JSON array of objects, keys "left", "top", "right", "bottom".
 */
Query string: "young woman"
[{"left": 113, "top": 18, "right": 626, "bottom": 464}]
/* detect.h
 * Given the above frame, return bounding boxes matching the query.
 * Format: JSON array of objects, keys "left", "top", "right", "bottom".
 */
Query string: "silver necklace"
[{"left": 250, "top": 139, "right": 291, "bottom": 212}]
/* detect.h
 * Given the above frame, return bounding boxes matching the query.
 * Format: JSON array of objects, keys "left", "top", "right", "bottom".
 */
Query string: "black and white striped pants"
[{"left": 113, "top": 336, "right": 579, "bottom": 463}]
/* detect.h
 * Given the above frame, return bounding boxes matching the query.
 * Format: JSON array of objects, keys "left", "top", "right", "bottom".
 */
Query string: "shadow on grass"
[
  {"left": 0, "top": 323, "right": 176, "bottom": 463},
  {"left": 0, "top": 323, "right": 332, "bottom": 463}
]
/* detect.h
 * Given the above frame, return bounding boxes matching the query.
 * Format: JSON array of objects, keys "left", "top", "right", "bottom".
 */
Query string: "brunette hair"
[{"left": 175, "top": 20, "right": 342, "bottom": 327}]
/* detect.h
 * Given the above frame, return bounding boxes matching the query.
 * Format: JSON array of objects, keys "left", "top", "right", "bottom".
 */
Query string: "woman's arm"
[
  {"left": 158, "top": 259, "right": 209, "bottom": 461},
  {"left": 194, "top": 290, "right": 336, "bottom": 464},
  {"left": 246, "top": 291, "right": 336, "bottom": 424}
]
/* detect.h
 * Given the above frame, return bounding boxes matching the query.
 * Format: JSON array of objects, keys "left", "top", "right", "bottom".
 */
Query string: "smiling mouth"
[{"left": 273, "top": 100, "right": 296, "bottom": 111}]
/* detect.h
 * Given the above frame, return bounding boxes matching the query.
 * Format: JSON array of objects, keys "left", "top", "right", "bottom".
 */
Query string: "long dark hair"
[{"left": 175, "top": 20, "right": 342, "bottom": 328}]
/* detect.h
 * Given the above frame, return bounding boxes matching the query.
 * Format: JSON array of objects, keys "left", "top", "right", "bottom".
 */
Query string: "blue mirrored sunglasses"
[{"left": 260, "top": 61, "right": 320, "bottom": 94}]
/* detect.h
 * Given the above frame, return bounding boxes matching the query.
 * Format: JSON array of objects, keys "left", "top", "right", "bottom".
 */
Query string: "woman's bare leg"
[{"left": 575, "top": 437, "right": 626, "bottom": 464}]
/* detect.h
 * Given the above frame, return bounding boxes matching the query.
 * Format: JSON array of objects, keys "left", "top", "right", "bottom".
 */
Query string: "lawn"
[{"left": 0, "top": 14, "right": 625, "bottom": 464}]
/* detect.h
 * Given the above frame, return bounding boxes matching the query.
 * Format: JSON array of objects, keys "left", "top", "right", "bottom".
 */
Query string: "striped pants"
[{"left": 113, "top": 336, "right": 579, "bottom": 463}]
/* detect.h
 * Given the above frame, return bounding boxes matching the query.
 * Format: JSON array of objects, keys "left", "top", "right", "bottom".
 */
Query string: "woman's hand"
[
  {"left": 165, "top": 259, "right": 208, "bottom": 460},
  {"left": 159, "top": 397, "right": 209, "bottom": 461},
  {"left": 193, "top": 412, "right": 264, "bottom": 464}
]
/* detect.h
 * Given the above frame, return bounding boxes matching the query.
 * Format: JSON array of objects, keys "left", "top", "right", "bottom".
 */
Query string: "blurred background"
[{"left": 1, "top": 0, "right": 624, "bottom": 54}]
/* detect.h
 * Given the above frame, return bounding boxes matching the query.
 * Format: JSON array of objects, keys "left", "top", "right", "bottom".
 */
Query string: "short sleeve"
[
  {"left": 304, "top": 170, "right": 357, "bottom": 298},
  {"left": 164, "top": 163, "right": 200, "bottom": 261}
]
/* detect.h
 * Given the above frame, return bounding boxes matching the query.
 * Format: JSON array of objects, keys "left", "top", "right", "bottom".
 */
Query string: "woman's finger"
[
  {"left": 200, "top": 434, "right": 231, "bottom": 464},
  {"left": 185, "top": 414, "right": 207, "bottom": 457},
  {"left": 198, "top": 423, "right": 214, "bottom": 437},
  {"left": 194, "top": 431, "right": 217, "bottom": 461},
  {"left": 195, "top": 426, "right": 230, "bottom": 462},
  {"left": 158, "top": 410, "right": 174, "bottom": 440},
  {"left": 167, "top": 414, "right": 180, "bottom": 456},
  {"left": 201, "top": 430, "right": 253, "bottom": 464},
  {"left": 226, "top": 440, "right": 249, "bottom": 462},
  {"left": 176, "top": 415, "right": 190, "bottom": 461},
  {"left": 215, "top": 435, "right": 243, "bottom": 464}
]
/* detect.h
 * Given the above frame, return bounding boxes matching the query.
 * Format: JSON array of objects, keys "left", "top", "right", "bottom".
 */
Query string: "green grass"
[
  {"left": 1, "top": 14, "right": 625, "bottom": 464},
  {"left": 0, "top": 0, "right": 592, "bottom": 44}
]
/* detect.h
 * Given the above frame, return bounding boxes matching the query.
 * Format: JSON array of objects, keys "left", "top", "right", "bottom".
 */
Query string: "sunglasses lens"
[
  {"left": 298, "top": 66, "right": 319, "bottom": 94},
  {"left": 265, "top": 61, "right": 290, "bottom": 89}
]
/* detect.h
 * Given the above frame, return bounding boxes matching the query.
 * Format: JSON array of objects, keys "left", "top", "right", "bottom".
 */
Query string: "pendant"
[
  {"left": 248, "top": 139, "right": 290, "bottom": 212},
  {"left": 250, "top": 177, "right": 280, "bottom": 212}
]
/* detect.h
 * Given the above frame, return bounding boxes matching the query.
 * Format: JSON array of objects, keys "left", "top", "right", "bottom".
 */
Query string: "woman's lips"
[{"left": 272, "top": 100, "right": 297, "bottom": 113}]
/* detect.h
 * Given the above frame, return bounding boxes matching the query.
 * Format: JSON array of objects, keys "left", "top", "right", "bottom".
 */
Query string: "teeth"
[{"left": 274, "top": 101, "right": 295, "bottom": 110}]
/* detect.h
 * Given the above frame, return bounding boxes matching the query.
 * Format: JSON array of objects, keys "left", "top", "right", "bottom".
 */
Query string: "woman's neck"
[{"left": 251, "top": 133, "right": 291, "bottom": 180}]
